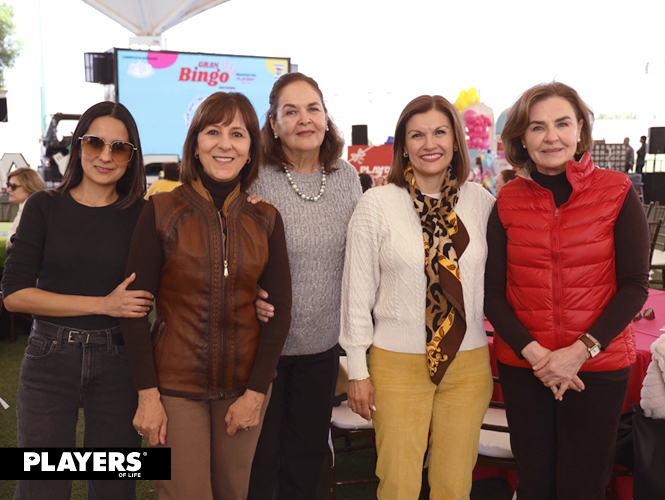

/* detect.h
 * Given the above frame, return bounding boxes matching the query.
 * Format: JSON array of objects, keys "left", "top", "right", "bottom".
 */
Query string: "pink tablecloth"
[{"left": 474, "top": 289, "right": 665, "bottom": 498}]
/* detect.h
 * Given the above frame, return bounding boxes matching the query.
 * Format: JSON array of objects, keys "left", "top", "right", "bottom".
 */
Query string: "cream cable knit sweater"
[{"left": 340, "top": 181, "right": 496, "bottom": 380}]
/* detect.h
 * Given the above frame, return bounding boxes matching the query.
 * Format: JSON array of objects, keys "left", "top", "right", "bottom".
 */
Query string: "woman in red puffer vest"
[{"left": 485, "top": 82, "right": 649, "bottom": 500}]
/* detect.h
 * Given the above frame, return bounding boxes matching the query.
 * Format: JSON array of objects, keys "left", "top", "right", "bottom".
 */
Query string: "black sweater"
[{"left": 1, "top": 190, "right": 146, "bottom": 330}]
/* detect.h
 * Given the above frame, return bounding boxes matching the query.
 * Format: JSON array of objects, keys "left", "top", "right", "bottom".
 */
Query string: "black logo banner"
[{"left": 0, "top": 448, "right": 171, "bottom": 480}]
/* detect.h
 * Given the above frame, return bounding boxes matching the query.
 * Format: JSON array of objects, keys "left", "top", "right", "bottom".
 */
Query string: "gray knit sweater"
[{"left": 251, "top": 159, "right": 362, "bottom": 355}]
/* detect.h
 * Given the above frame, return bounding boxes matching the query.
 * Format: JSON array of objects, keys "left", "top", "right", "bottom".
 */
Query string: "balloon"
[{"left": 455, "top": 88, "right": 481, "bottom": 112}]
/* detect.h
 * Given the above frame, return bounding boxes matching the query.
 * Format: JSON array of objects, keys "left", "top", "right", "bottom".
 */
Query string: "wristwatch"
[{"left": 578, "top": 333, "right": 601, "bottom": 359}]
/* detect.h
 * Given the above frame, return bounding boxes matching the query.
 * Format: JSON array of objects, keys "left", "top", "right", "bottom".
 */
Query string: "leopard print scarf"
[{"left": 404, "top": 164, "right": 469, "bottom": 385}]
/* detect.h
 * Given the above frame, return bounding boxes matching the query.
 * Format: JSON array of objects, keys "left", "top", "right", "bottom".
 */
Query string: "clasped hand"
[{"left": 522, "top": 341, "right": 587, "bottom": 400}]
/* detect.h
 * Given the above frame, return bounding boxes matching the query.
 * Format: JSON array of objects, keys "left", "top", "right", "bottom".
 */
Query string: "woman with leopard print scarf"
[{"left": 340, "top": 95, "right": 495, "bottom": 499}]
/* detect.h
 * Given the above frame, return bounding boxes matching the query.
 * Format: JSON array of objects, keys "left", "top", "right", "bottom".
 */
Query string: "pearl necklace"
[{"left": 284, "top": 166, "right": 326, "bottom": 202}]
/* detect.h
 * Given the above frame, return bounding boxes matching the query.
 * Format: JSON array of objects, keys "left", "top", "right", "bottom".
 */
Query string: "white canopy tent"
[{"left": 81, "top": 0, "right": 231, "bottom": 37}]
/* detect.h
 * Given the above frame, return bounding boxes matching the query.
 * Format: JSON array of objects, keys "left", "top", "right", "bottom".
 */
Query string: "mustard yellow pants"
[{"left": 370, "top": 346, "right": 492, "bottom": 500}]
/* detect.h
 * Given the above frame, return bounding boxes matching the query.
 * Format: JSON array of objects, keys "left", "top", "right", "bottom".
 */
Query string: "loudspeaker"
[
  {"left": 352, "top": 125, "right": 368, "bottom": 145},
  {"left": 648, "top": 127, "right": 665, "bottom": 155},
  {"left": 0, "top": 97, "right": 7, "bottom": 122},
  {"left": 84, "top": 52, "right": 114, "bottom": 84}
]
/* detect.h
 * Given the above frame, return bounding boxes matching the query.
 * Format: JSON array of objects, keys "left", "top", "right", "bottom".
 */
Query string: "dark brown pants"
[{"left": 154, "top": 385, "right": 271, "bottom": 500}]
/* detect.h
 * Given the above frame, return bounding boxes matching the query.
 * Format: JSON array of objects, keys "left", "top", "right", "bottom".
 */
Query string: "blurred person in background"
[
  {"left": 359, "top": 172, "right": 373, "bottom": 192},
  {"left": 636, "top": 135, "right": 647, "bottom": 175},
  {"left": 493, "top": 168, "right": 516, "bottom": 196},
  {"left": 145, "top": 162, "right": 181, "bottom": 199},
  {"left": 5, "top": 168, "right": 46, "bottom": 249},
  {"left": 623, "top": 137, "right": 634, "bottom": 173}
]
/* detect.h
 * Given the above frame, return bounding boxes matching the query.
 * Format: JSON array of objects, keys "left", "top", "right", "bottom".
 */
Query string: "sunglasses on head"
[
  {"left": 79, "top": 135, "right": 136, "bottom": 163},
  {"left": 633, "top": 308, "right": 655, "bottom": 322},
  {"left": 6, "top": 181, "right": 21, "bottom": 190}
]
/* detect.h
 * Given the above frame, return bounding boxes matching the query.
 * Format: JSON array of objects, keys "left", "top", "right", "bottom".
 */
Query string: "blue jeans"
[{"left": 14, "top": 320, "right": 141, "bottom": 500}]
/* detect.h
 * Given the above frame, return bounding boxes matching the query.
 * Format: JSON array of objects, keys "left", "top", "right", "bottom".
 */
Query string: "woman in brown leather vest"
[{"left": 120, "top": 92, "right": 292, "bottom": 500}]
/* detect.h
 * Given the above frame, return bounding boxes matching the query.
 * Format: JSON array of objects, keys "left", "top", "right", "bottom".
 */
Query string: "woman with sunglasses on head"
[
  {"left": 484, "top": 82, "right": 649, "bottom": 500},
  {"left": 2, "top": 101, "right": 153, "bottom": 500},
  {"left": 5, "top": 168, "right": 46, "bottom": 250}
]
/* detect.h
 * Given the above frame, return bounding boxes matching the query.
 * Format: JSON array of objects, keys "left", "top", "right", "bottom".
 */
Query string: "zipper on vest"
[
  {"left": 211, "top": 210, "right": 229, "bottom": 397},
  {"left": 219, "top": 213, "right": 229, "bottom": 279},
  {"left": 216, "top": 207, "right": 235, "bottom": 398},
  {"left": 552, "top": 207, "right": 563, "bottom": 345}
]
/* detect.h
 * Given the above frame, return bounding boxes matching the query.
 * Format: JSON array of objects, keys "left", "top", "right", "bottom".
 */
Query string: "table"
[{"left": 474, "top": 289, "right": 665, "bottom": 497}]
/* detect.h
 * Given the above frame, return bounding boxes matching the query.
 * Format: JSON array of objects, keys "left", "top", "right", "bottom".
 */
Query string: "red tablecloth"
[{"left": 474, "top": 289, "right": 665, "bottom": 497}]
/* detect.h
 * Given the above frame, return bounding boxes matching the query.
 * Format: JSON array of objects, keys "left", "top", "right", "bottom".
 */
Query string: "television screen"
[{"left": 115, "top": 49, "right": 290, "bottom": 157}]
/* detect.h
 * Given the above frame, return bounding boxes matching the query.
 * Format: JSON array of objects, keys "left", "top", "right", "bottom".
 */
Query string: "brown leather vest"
[{"left": 151, "top": 179, "right": 276, "bottom": 399}]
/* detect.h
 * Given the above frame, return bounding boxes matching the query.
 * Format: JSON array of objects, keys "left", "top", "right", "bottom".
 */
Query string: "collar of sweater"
[{"left": 191, "top": 169, "right": 241, "bottom": 215}]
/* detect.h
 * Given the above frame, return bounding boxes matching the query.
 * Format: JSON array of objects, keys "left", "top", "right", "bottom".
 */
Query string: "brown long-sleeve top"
[
  {"left": 120, "top": 170, "right": 291, "bottom": 394},
  {"left": 484, "top": 169, "right": 650, "bottom": 358}
]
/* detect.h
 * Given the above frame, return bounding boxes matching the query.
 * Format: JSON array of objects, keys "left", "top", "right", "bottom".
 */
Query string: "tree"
[{"left": 0, "top": 3, "right": 23, "bottom": 87}]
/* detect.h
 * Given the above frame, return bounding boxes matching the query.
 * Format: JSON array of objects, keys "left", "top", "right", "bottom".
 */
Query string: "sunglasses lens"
[
  {"left": 643, "top": 308, "right": 655, "bottom": 320},
  {"left": 633, "top": 312, "right": 642, "bottom": 322},
  {"left": 111, "top": 142, "right": 134, "bottom": 162},
  {"left": 81, "top": 135, "right": 105, "bottom": 156}
]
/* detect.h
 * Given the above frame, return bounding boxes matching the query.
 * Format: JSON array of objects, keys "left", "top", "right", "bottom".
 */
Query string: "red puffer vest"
[{"left": 494, "top": 153, "right": 635, "bottom": 372}]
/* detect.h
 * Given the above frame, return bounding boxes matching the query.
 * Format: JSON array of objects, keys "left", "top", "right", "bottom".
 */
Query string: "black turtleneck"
[
  {"left": 530, "top": 169, "right": 573, "bottom": 208},
  {"left": 199, "top": 169, "right": 239, "bottom": 212},
  {"left": 484, "top": 172, "right": 649, "bottom": 357},
  {"left": 121, "top": 172, "right": 290, "bottom": 393}
]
